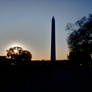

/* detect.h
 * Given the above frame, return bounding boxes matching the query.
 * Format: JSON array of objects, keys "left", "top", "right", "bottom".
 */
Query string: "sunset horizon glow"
[{"left": 0, "top": 0, "right": 92, "bottom": 60}]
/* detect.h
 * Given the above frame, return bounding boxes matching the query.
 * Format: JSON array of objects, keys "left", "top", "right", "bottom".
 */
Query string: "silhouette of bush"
[{"left": 68, "top": 51, "right": 91, "bottom": 63}]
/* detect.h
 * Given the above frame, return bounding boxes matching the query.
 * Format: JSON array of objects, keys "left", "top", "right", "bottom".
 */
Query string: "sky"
[{"left": 0, "top": 0, "right": 92, "bottom": 60}]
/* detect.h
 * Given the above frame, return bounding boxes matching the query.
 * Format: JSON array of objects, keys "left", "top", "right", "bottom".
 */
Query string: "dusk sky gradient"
[{"left": 0, "top": 0, "right": 92, "bottom": 60}]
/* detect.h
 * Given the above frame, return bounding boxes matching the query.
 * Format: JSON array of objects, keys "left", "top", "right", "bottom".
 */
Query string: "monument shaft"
[{"left": 51, "top": 17, "right": 56, "bottom": 61}]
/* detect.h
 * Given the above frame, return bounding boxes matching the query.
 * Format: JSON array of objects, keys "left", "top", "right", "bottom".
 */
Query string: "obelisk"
[{"left": 51, "top": 16, "right": 56, "bottom": 61}]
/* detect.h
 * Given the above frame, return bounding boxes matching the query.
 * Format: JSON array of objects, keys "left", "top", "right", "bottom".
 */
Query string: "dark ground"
[{"left": 0, "top": 60, "right": 91, "bottom": 92}]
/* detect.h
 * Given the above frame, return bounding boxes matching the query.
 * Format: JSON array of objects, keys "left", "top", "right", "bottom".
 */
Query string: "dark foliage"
[
  {"left": 7, "top": 47, "right": 32, "bottom": 64},
  {"left": 66, "top": 14, "right": 92, "bottom": 61},
  {"left": 15, "top": 50, "right": 32, "bottom": 64}
]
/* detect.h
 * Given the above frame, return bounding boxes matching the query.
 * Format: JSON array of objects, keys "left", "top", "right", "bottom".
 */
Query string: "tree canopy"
[
  {"left": 66, "top": 14, "right": 92, "bottom": 61},
  {"left": 7, "top": 46, "right": 32, "bottom": 64}
]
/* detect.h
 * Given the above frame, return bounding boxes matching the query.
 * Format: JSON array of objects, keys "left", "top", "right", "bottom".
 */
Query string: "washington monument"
[{"left": 51, "top": 16, "right": 56, "bottom": 61}]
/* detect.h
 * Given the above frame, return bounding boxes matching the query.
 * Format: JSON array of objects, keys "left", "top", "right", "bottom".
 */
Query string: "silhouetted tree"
[
  {"left": 7, "top": 47, "right": 32, "bottom": 64},
  {"left": 66, "top": 14, "right": 92, "bottom": 62},
  {"left": 15, "top": 50, "right": 32, "bottom": 64},
  {"left": 7, "top": 47, "right": 22, "bottom": 59}
]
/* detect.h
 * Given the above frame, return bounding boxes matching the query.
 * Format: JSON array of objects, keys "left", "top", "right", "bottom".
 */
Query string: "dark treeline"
[{"left": 66, "top": 14, "right": 92, "bottom": 63}]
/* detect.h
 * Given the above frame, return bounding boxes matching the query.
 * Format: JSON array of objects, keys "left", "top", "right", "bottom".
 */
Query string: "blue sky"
[{"left": 0, "top": 0, "right": 92, "bottom": 60}]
